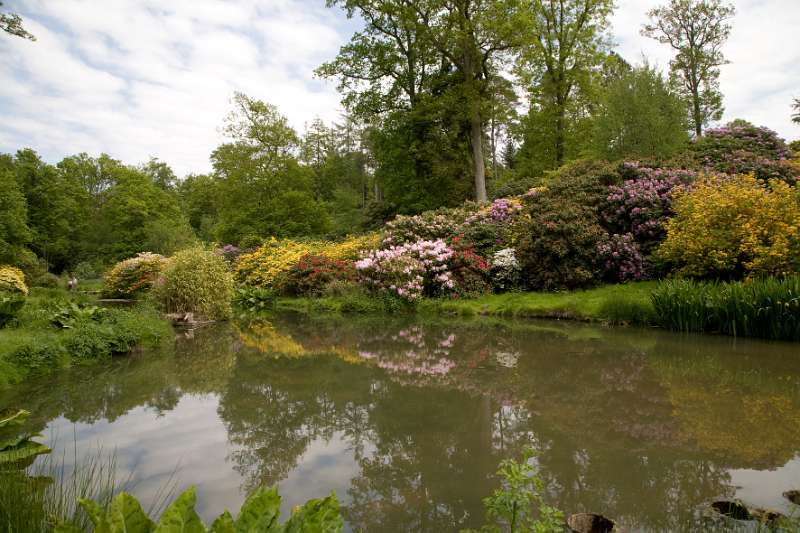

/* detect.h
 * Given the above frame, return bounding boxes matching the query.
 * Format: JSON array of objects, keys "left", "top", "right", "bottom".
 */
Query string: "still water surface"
[{"left": 3, "top": 313, "right": 800, "bottom": 531}]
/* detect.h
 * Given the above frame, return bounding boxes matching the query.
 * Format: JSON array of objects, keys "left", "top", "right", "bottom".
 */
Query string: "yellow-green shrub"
[
  {"left": 658, "top": 175, "right": 800, "bottom": 278},
  {"left": 103, "top": 252, "right": 167, "bottom": 298},
  {"left": 154, "top": 247, "right": 233, "bottom": 320},
  {"left": 0, "top": 266, "right": 27, "bottom": 327},
  {"left": 235, "top": 233, "right": 380, "bottom": 288},
  {"left": 0, "top": 266, "right": 27, "bottom": 295}
]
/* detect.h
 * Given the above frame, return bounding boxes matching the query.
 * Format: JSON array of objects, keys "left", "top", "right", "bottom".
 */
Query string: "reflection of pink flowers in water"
[
  {"left": 358, "top": 350, "right": 377, "bottom": 360},
  {"left": 439, "top": 334, "right": 455, "bottom": 348},
  {"left": 376, "top": 357, "right": 456, "bottom": 376}
]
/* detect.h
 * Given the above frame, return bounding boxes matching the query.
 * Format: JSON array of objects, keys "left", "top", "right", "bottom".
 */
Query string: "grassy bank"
[
  {"left": 273, "top": 282, "right": 659, "bottom": 325},
  {"left": 0, "top": 288, "right": 173, "bottom": 388}
]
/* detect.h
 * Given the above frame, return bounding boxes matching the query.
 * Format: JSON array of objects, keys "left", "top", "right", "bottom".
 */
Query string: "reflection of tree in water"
[{"left": 3, "top": 315, "right": 799, "bottom": 532}]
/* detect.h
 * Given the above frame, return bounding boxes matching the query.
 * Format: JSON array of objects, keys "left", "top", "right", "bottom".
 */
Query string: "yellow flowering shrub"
[
  {"left": 235, "top": 233, "right": 381, "bottom": 288},
  {"left": 103, "top": 252, "right": 167, "bottom": 298},
  {"left": 0, "top": 266, "right": 28, "bottom": 295},
  {"left": 659, "top": 175, "right": 800, "bottom": 278}
]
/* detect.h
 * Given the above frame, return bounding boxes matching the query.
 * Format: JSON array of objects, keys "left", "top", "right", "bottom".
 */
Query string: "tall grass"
[
  {"left": 0, "top": 444, "right": 175, "bottom": 532},
  {"left": 651, "top": 277, "right": 800, "bottom": 341}
]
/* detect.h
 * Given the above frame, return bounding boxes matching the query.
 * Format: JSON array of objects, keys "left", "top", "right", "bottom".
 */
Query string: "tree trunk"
[
  {"left": 471, "top": 112, "right": 488, "bottom": 203},
  {"left": 555, "top": 106, "right": 566, "bottom": 166}
]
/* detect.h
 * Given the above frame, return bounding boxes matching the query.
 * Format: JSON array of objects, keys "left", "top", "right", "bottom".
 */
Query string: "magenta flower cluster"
[
  {"left": 606, "top": 166, "right": 695, "bottom": 244},
  {"left": 465, "top": 198, "right": 522, "bottom": 225},
  {"left": 597, "top": 233, "right": 647, "bottom": 282},
  {"left": 355, "top": 239, "right": 455, "bottom": 300}
]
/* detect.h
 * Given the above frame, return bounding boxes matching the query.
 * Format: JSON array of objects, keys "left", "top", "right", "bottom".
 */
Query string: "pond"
[{"left": 3, "top": 313, "right": 800, "bottom": 532}]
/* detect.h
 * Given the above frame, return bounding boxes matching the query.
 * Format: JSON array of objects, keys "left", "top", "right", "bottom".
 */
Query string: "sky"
[{"left": 1, "top": 0, "right": 798, "bottom": 177}]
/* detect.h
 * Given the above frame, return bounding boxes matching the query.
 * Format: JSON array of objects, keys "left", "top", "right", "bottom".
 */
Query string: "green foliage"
[
  {"left": 103, "top": 253, "right": 167, "bottom": 299},
  {"left": 0, "top": 2, "right": 36, "bottom": 40},
  {"left": 0, "top": 168, "right": 31, "bottom": 264},
  {"left": 0, "top": 409, "right": 51, "bottom": 469},
  {"left": 462, "top": 448, "right": 563, "bottom": 533},
  {"left": 651, "top": 277, "right": 800, "bottom": 340},
  {"left": 517, "top": 0, "right": 615, "bottom": 169},
  {"left": 642, "top": 0, "right": 735, "bottom": 135},
  {"left": 50, "top": 302, "right": 107, "bottom": 329},
  {"left": 592, "top": 63, "right": 689, "bottom": 160},
  {"left": 154, "top": 248, "right": 233, "bottom": 321},
  {"left": 233, "top": 287, "right": 277, "bottom": 314},
  {"left": 0, "top": 292, "right": 26, "bottom": 328},
  {"left": 517, "top": 161, "right": 615, "bottom": 290},
  {"left": 56, "top": 486, "right": 343, "bottom": 533}
]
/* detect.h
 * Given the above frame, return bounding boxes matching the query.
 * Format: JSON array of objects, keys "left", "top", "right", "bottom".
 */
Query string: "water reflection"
[{"left": 2, "top": 314, "right": 799, "bottom": 532}]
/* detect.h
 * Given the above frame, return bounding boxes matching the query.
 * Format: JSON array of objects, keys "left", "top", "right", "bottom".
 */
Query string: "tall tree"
[
  {"left": 517, "top": 0, "right": 614, "bottom": 167},
  {"left": 642, "top": 0, "right": 735, "bottom": 136},
  {"left": 0, "top": 167, "right": 30, "bottom": 264},
  {"left": 592, "top": 62, "right": 690, "bottom": 160},
  {"left": 410, "top": 0, "right": 523, "bottom": 202},
  {"left": 792, "top": 97, "right": 800, "bottom": 125},
  {"left": 0, "top": 1, "right": 35, "bottom": 40}
]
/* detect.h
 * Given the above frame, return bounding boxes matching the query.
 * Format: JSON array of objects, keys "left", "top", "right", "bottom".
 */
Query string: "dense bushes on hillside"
[{"left": 659, "top": 175, "right": 800, "bottom": 279}]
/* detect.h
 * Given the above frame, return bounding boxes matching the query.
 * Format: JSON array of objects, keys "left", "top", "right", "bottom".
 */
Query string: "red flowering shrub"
[
  {"left": 275, "top": 254, "right": 356, "bottom": 296},
  {"left": 448, "top": 247, "right": 491, "bottom": 297}
]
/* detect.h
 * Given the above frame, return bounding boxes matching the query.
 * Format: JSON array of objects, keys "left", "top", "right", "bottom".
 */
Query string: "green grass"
[
  {"left": 651, "top": 276, "right": 800, "bottom": 341},
  {"left": 419, "top": 282, "right": 659, "bottom": 324},
  {"left": 0, "top": 288, "right": 173, "bottom": 388},
  {"left": 270, "top": 282, "right": 659, "bottom": 325}
]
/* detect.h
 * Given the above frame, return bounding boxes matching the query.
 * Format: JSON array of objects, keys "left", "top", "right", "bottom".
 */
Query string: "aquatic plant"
[
  {"left": 53, "top": 485, "right": 342, "bottom": 533},
  {"left": 651, "top": 277, "right": 800, "bottom": 340},
  {"left": 462, "top": 448, "right": 563, "bottom": 533}
]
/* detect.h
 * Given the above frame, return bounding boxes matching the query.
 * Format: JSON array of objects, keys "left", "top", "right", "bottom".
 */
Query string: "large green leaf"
[
  {"left": 0, "top": 438, "right": 51, "bottom": 466},
  {"left": 209, "top": 511, "right": 235, "bottom": 533},
  {"left": 234, "top": 486, "right": 281, "bottom": 532},
  {"left": 109, "top": 492, "right": 156, "bottom": 533},
  {"left": 280, "top": 492, "right": 343, "bottom": 533},
  {"left": 154, "top": 487, "right": 206, "bottom": 533},
  {"left": 79, "top": 498, "right": 112, "bottom": 533}
]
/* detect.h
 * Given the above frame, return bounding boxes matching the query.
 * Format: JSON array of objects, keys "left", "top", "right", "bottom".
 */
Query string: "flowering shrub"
[
  {"left": 658, "top": 175, "right": 800, "bottom": 278},
  {"left": 0, "top": 266, "right": 27, "bottom": 327},
  {"left": 491, "top": 248, "right": 521, "bottom": 291},
  {"left": 692, "top": 121, "right": 797, "bottom": 184},
  {"left": 382, "top": 206, "right": 474, "bottom": 247},
  {"left": 448, "top": 247, "right": 491, "bottom": 297},
  {"left": 275, "top": 254, "right": 357, "bottom": 296},
  {"left": 103, "top": 252, "right": 167, "bottom": 298},
  {"left": 214, "top": 244, "right": 242, "bottom": 266},
  {"left": 597, "top": 233, "right": 647, "bottom": 282},
  {"left": 235, "top": 233, "right": 380, "bottom": 289},
  {"left": 604, "top": 163, "right": 696, "bottom": 251},
  {"left": 154, "top": 247, "right": 233, "bottom": 320},
  {"left": 355, "top": 239, "right": 455, "bottom": 300},
  {"left": 464, "top": 198, "right": 523, "bottom": 225},
  {"left": 517, "top": 161, "right": 613, "bottom": 290},
  {"left": 0, "top": 266, "right": 27, "bottom": 295}
]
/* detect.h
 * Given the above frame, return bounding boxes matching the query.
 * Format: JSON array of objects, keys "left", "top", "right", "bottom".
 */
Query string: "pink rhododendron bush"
[{"left": 355, "top": 239, "right": 455, "bottom": 300}]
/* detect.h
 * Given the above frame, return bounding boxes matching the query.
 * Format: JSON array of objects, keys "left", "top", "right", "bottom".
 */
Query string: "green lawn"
[
  {"left": 274, "top": 282, "right": 659, "bottom": 325},
  {"left": 418, "top": 282, "right": 659, "bottom": 324}
]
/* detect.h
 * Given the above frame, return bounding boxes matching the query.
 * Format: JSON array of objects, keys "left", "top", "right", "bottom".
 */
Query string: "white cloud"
[{"left": 0, "top": 0, "right": 798, "bottom": 177}]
